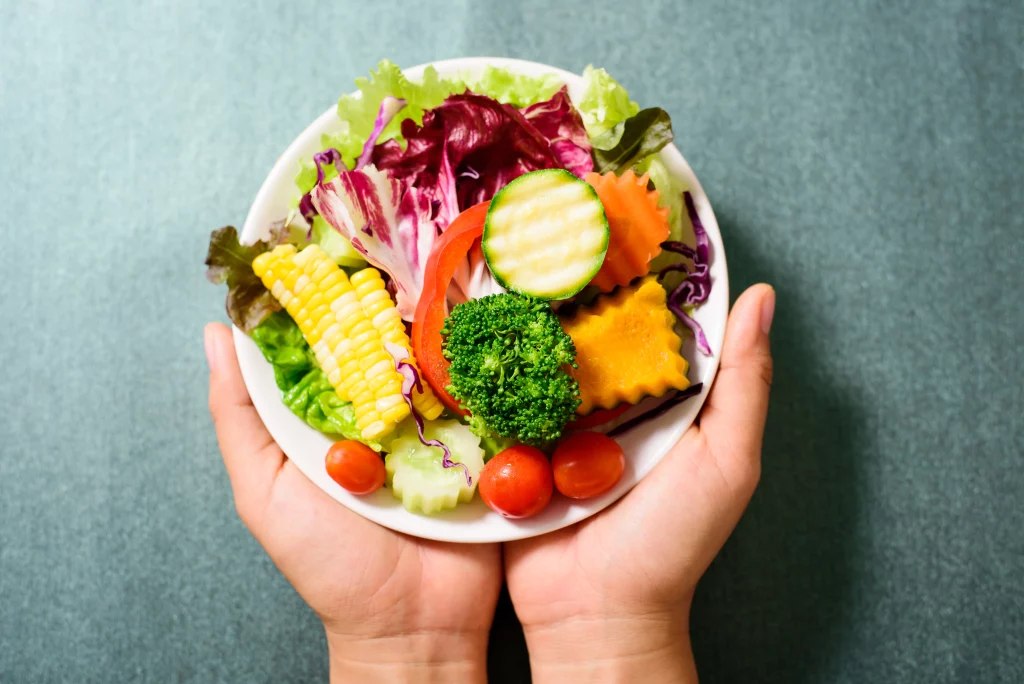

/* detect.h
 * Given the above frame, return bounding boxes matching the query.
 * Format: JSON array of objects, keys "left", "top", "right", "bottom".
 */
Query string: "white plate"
[{"left": 234, "top": 57, "right": 729, "bottom": 543}]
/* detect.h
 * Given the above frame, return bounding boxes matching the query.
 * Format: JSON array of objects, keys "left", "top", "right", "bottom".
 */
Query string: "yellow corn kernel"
[
  {"left": 253, "top": 244, "right": 409, "bottom": 439},
  {"left": 350, "top": 267, "right": 443, "bottom": 420}
]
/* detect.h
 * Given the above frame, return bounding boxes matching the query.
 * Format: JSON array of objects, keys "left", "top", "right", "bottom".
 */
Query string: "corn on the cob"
[
  {"left": 252, "top": 244, "right": 410, "bottom": 440},
  {"left": 350, "top": 267, "right": 444, "bottom": 420}
]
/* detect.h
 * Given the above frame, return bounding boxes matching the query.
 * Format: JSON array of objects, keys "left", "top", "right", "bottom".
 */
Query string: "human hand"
[
  {"left": 205, "top": 322, "right": 502, "bottom": 684},
  {"left": 504, "top": 284, "right": 775, "bottom": 684}
]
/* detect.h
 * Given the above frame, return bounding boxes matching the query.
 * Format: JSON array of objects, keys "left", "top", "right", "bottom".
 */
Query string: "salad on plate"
[{"left": 205, "top": 60, "right": 714, "bottom": 520}]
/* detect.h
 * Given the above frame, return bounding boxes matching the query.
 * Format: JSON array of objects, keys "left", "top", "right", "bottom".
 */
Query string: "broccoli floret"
[{"left": 441, "top": 293, "right": 580, "bottom": 446}]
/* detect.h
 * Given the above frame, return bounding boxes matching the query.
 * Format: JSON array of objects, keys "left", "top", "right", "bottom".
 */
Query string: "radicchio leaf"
[
  {"left": 372, "top": 88, "right": 593, "bottom": 213},
  {"left": 311, "top": 166, "right": 436, "bottom": 320},
  {"left": 520, "top": 89, "right": 594, "bottom": 178},
  {"left": 355, "top": 97, "right": 407, "bottom": 170}
]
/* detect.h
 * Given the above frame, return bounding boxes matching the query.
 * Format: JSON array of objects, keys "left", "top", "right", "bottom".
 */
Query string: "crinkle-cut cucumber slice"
[{"left": 383, "top": 419, "right": 485, "bottom": 515}]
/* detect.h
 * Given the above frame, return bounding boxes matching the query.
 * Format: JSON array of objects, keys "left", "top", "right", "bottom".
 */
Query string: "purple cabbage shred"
[
  {"left": 313, "top": 148, "right": 343, "bottom": 184},
  {"left": 658, "top": 191, "right": 714, "bottom": 356},
  {"left": 385, "top": 343, "right": 472, "bottom": 486},
  {"left": 355, "top": 97, "right": 407, "bottom": 170},
  {"left": 606, "top": 383, "right": 704, "bottom": 438}
]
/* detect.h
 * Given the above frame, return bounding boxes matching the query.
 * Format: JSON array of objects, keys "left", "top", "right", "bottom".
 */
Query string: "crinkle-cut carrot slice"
[{"left": 584, "top": 169, "right": 670, "bottom": 292}]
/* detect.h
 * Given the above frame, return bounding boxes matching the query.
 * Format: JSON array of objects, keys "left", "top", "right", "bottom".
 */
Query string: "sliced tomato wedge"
[{"left": 411, "top": 202, "right": 490, "bottom": 415}]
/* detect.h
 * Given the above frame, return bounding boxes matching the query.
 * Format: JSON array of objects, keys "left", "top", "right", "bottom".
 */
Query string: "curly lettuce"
[
  {"left": 250, "top": 312, "right": 377, "bottom": 447},
  {"left": 464, "top": 66, "right": 562, "bottom": 107},
  {"left": 577, "top": 66, "right": 640, "bottom": 150}
]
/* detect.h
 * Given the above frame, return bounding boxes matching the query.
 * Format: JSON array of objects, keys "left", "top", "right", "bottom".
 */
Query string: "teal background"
[{"left": 2, "top": 0, "right": 1022, "bottom": 682}]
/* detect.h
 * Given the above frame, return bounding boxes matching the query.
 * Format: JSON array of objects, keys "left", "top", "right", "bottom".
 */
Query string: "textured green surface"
[{"left": 1, "top": 1, "right": 1022, "bottom": 682}]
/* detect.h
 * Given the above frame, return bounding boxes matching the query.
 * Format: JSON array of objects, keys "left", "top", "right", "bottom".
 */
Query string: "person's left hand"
[{"left": 205, "top": 322, "right": 501, "bottom": 684}]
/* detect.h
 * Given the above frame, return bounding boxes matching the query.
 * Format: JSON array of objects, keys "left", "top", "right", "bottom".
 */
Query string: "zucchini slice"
[{"left": 483, "top": 169, "right": 609, "bottom": 300}]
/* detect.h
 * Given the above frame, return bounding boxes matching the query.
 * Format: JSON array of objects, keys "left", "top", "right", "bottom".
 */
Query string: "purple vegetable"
[
  {"left": 685, "top": 191, "right": 710, "bottom": 267},
  {"left": 299, "top": 192, "right": 317, "bottom": 228},
  {"left": 372, "top": 87, "right": 592, "bottom": 215},
  {"left": 355, "top": 97, "right": 407, "bottom": 170},
  {"left": 520, "top": 89, "right": 594, "bottom": 178},
  {"left": 659, "top": 191, "right": 714, "bottom": 356},
  {"left": 314, "top": 148, "right": 343, "bottom": 184},
  {"left": 312, "top": 167, "right": 437, "bottom": 320},
  {"left": 667, "top": 299, "right": 712, "bottom": 356},
  {"left": 383, "top": 343, "right": 472, "bottom": 486},
  {"left": 660, "top": 241, "right": 696, "bottom": 261},
  {"left": 606, "top": 383, "right": 704, "bottom": 438}
]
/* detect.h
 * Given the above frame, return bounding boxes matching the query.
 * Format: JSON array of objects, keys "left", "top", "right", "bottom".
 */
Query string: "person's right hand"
[{"left": 504, "top": 284, "right": 775, "bottom": 683}]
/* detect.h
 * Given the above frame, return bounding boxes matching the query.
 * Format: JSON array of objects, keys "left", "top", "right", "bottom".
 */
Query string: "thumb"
[
  {"left": 205, "top": 322, "right": 284, "bottom": 530},
  {"left": 698, "top": 284, "right": 774, "bottom": 494}
]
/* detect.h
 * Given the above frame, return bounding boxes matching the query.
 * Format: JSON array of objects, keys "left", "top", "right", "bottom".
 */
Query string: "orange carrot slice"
[{"left": 584, "top": 170, "right": 670, "bottom": 292}]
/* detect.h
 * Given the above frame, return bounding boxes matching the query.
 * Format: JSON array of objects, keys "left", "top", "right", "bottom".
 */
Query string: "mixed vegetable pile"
[{"left": 205, "top": 61, "right": 712, "bottom": 519}]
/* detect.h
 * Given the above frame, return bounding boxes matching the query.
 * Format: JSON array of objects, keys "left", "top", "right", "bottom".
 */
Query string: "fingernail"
[
  {"left": 760, "top": 288, "right": 776, "bottom": 335},
  {"left": 204, "top": 325, "right": 220, "bottom": 372}
]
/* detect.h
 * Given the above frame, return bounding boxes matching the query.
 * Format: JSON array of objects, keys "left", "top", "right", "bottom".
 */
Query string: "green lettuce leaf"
[
  {"left": 319, "top": 60, "right": 460, "bottom": 171},
  {"left": 577, "top": 66, "right": 640, "bottom": 150},
  {"left": 205, "top": 224, "right": 291, "bottom": 332},
  {"left": 311, "top": 215, "right": 366, "bottom": 269},
  {"left": 250, "top": 312, "right": 378, "bottom": 447},
  {"left": 591, "top": 108, "right": 674, "bottom": 174},
  {"left": 634, "top": 154, "right": 698, "bottom": 280},
  {"left": 463, "top": 66, "right": 562, "bottom": 107},
  {"left": 636, "top": 155, "right": 686, "bottom": 243}
]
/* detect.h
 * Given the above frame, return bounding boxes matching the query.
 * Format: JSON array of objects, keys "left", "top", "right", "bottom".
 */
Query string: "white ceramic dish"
[{"left": 234, "top": 57, "right": 729, "bottom": 543}]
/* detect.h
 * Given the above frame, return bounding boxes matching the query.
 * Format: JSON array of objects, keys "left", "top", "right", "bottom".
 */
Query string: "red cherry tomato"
[
  {"left": 325, "top": 440, "right": 386, "bottom": 495},
  {"left": 552, "top": 432, "right": 625, "bottom": 499},
  {"left": 478, "top": 445, "right": 553, "bottom": 518}
]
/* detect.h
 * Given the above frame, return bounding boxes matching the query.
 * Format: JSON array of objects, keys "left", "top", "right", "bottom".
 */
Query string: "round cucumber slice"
[
  {"left": 383, "top": 419, "right": 485, "bottom": 515},
  {"left": 483, "top": 169, "right": 609, "bottom": 300}
]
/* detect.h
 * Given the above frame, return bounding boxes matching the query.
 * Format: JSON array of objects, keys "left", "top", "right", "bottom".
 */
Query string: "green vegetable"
[
  {"left": 325, "top": 60, "right": 456, "bottom": 171},
  {"left": 311, "top": 215, "right": 366, "bottom": 269},
  {"left": 577, "top": 66, "right": 640, "bottom": 150},
  {"left": 483, "top": 169, "right": 609, "bottom": 300},
  {"left": 250, "top": 312, "right": 377, "bottom": 447},
  {"left": 463, "top": 66, "right": 562, "bottom": 107},
  {"left": 442, "top": 293, "right": 580, "bottom": 446},
  {"left": 476, "top": 432, "right": 518, "bottom": 462},
  {"left": 205, "top": 224, "right": 292, "bottom": 332},
  {"left": 383, "top": 419, "right": 485, "bottom": 514},
  {"left": 592, "top": 108, "right": 674, "bottom": 174}
]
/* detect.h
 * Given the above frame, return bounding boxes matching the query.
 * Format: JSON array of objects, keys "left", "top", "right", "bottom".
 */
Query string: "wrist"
[
  {"left": 326, "top": 627, "right": 489, "bottom": 684},
  {"left": 523, "top": 612, "right": 697, "bottom": 684}
]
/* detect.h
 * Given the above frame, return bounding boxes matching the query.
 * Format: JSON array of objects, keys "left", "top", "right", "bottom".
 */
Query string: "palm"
[
  {"left": 253, "top": 453, "right": 502, "bottom": 640},
  {"left": 506, "top": 425, "right": 758, "bottom": 630}
]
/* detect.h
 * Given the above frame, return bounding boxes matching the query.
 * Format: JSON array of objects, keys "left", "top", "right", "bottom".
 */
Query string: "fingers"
[
  {"left": 205, "top": 322, "right": 284, "bottom": 530},
  {"left": 698, "top": 284, "right": 775, "bottom": 495}
]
